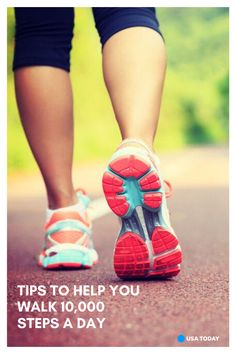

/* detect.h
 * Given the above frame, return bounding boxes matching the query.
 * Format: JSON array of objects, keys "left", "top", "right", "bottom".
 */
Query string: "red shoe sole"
[
  {"left": 114, "top": 227, "right": 182, "bottom": 279},
  {"left": 44, "top": 263, "right": 91, "bottom": 269},
  {"left": 103, "top": 154, "right": 162, "bottom": 217},
  {"left": 103, "top": 154, "right": 182, "bottom": 279},
  {"left": 37, "top": 260, "right": 94, "bottom": 270}
]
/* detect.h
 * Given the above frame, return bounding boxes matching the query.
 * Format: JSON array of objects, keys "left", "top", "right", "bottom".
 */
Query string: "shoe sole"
[
  {"left": 102, "top": 154, "right": 182, "bottom": 279},
  {"left": 38, "top": 247, "right": 98, "bottom": 270}
]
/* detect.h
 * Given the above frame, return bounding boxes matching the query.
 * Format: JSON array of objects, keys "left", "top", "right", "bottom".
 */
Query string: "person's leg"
[
  {"left": 14, "top": 8, "right": 76, "bottom": 209},
  {"left": 93, "top": 8, "right": 166, "bottom": 150},
  {"left": 103, "top": 28, "right": 166, "bottom": 149},
  {"left": 15, "top": 67, "right": 76, "bottom": 209},
  {"left": 94, "top": 8, "right": 182, "bottom": 279},
  {"left": 13, "top": 8, "right": 98, "bottom": 269}
]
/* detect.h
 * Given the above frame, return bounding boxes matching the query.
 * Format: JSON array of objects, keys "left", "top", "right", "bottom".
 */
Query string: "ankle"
[{"left": 47, "top": 189, "right": 77, "bottom": 210}]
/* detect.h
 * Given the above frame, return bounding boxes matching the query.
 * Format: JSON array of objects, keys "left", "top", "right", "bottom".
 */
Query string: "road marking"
[{"left": 88, "top": 197, "right": 111, "bottom": 221}]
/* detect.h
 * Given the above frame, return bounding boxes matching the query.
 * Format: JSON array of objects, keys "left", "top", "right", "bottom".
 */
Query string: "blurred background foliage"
[{"left": 7, "top": 7, "right": 229, "bottom": 172}]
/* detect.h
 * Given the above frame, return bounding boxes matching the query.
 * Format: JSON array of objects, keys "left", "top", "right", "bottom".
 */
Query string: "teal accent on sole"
[
  {"left": 42, "top": 249, "right": 93, "bottom": 268},
  {"left": 122, "top": 177, "right": 144, "bottom": 212},
  {"left": 107, "top": 165, "right": 163, "bottom": 218}
]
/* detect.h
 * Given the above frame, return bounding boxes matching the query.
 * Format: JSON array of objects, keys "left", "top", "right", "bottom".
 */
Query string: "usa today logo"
[{"left": 177, "top": 334, "right": 220, "bottom": 343}]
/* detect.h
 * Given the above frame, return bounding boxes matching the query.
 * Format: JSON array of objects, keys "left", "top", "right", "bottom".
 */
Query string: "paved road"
[{"left": 7, "top": 147, "right": 229, "bottom": 347}]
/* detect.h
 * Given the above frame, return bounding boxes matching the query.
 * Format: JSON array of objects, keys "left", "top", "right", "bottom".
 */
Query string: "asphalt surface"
[{"left": 7, "top": 147, "right": 229, "bottom": 347}]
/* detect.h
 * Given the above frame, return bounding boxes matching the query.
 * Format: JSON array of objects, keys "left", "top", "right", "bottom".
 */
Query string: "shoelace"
[
  {"left": 76, "top": 187, "right": 87, "bottom": 195},
  {"left": 76, "top": 187, "right": 95, "bottom": 212},
  {"left": 164, "top": 180, "right": 173, "bottom": 198}
]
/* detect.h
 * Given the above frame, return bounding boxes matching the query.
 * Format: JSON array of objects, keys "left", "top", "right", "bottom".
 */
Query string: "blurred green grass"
[{"left": 7, "top": 7, "right": 229, "bottom": 172}]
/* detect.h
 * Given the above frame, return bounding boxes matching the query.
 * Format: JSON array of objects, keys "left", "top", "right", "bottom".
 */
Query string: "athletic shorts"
[{"left": 13, "top": 7, "right": 162, "bottom": 72}]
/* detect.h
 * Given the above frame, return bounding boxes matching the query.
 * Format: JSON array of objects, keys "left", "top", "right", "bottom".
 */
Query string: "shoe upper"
[{"left": 43, "top": 191, "right": 93, "bottom": 252}]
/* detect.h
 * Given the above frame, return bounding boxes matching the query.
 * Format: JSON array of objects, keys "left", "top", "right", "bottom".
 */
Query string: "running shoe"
[
  {"left": 38, "top": 189, "right": 98, "bottom": 269},
  {"left": 102, "top": 139, "right": 182, "bottom": 279}
]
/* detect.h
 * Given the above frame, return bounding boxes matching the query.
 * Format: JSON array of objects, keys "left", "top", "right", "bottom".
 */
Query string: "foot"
[
  {"left": 102, "top": 139, "right": 182, "bottom": 279},
  {"left": 38, "top": 189, "right": 98, "bottom": 269}
]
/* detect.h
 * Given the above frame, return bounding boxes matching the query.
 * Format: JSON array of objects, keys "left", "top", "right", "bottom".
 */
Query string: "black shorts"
[{"left": 13, "top": 7, "right": 162, "bottom": 72}]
